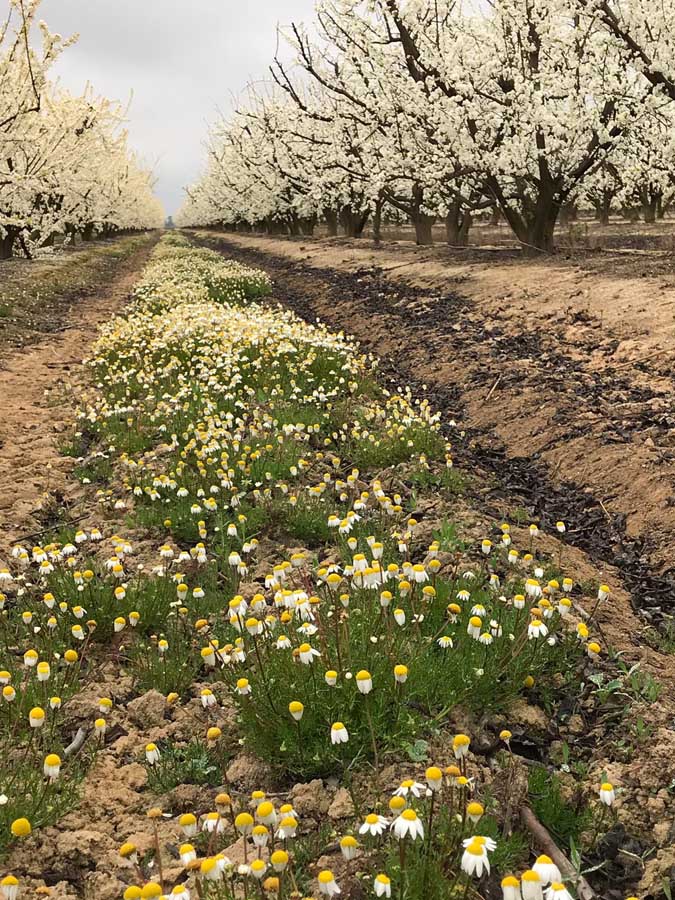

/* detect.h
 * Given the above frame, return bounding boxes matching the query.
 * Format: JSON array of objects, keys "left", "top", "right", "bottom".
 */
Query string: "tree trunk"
[
  {"left": 524, "top": 207, "right": 558, "bottom": 254},
  {"left": 18, "top": 232, "right": 32, "bottom": 259},
  {"left": 594, "top": 199, "right": 611, "bottom": 226},
  {"left": 265, "top": 218, "right": 287, "bottom": 236},
  {"left": 324, "top": 210, "right": 338, "bottom": 237},
  {"left": 559, "top": 202, "right": 578, "bottom": 226},
  {"left": 489, "top": 206, "right": 501, "bottom": 226},
  {"left": 339, "top": 206, "right": 369, "bottom": 237},
  {"left": 643, "top": 194, "right": 659, "bottom": 224},
  {"left": 0, "top": 230, "right": 16, "bottom": 259},
  {"left": 372, "top": 197, "right": 384, "bottom": 244},
  {"left": 498, "top": 185, "right": 560, "bottom": 254},
  {"left": 445, "top": 199, "right": 472, "bottom": 246},
  {"left": 299, "top": 216, "right": 316, "bottom": 236},
  {"left": 81, "top": 223, "right": 95, "bottom": 242},
  {"left": 288, "top": 215, "right": 301, "bottom": 237},
  {"left": 410, "top": 211, "right": 435, "bottom": 245}
]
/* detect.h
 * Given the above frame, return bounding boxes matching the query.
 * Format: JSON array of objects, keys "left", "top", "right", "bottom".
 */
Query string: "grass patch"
[
  {"left": 145, "top": 740, "right": 226, "bottom": 793},
  {"left": 528, "top": 766, "right": 592, "bottom": 849}
]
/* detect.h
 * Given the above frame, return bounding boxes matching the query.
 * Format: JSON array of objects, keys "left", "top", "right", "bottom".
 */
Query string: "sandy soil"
[{"left": 0, "top": 236, "right": 157, "bottom": 558}]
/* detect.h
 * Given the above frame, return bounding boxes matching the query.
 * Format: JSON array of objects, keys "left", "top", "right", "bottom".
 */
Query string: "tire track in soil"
[
  {"left": 195, "top": 233, "right": 675, "bottom": 625},
  {"left": 0, "top": 236, "right": 159, "bottom": 559}
]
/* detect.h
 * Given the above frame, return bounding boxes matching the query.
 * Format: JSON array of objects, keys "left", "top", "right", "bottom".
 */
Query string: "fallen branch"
[
  {"left": 608, "top": 347, "right": 671, "bottom": 371},
  {"left": 482, "top": 375, "right": 502, "bottom": 405},
  {"left": 17, "top": 513, "right": 88, "bottom": 544},
  {"left": 64, "top": 727, "right": 89, "bottom": 758},
  {"left": 520, "top": 805, "right": 597, "bottom": 900}
]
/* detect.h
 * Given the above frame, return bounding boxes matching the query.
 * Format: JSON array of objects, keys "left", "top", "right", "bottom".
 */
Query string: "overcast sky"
[{"left": 36, "top": 1, "right": 317, "bottom": 216}]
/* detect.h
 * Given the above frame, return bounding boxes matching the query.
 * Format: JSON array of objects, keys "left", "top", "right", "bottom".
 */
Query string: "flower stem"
[{"left": 364, "top": 694, "right": 379, "bottom": 773}]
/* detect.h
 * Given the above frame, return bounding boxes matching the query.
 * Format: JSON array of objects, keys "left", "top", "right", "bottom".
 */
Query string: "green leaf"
[{"left": 404, "top": 739, "right": 429, "bottom": 762}]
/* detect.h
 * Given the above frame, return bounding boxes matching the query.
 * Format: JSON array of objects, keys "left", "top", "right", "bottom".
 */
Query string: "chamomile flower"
[
  {"left": 276, "top": 816, "right": 298, "bottom": 840},
  {"left": 453, "top": 733, "right": 470, "bottom": 758},
  {"left": 255, "top": 801, "right": 276, "bottom": 826},
  {"left": 339, "top": 835, "right": 358, "bottom": 860},
  {"left": 461, "top": 840, "right": 490, "bottom": 877},
  {"left": 528, "top": 620, "right": 548, "bottom": 639},
  {"left": 374, "top": 874, "right": 392, "bottom": 897},
  {"left": 288, "top": 700, "right": 304, "bottom": 721},
  {"left": 359, "top": 814, "right": 388, "bottom": 837},
  {"left": 145, "top": 743, "right": 160, "bottom": 765},
  {"left": 44, "top": 753, "right": 61, "bottom": 781},
  {"left": 29, "top": 707, "right": 45, "bottom": 728},
  {"left": 392, "top": 808, "right": 424, "bottom": 840},
  {"left": 270, "top": 850, "right": 289, "bottom": 872},
  {"left": 394, "top": 779, "right": 425, "bottom": 798},
  {"left": 317, "top": 870, "right": 341, "bottom": 896},
  {"left": 331, "top": 722, "right": 349, "bottom": 744},
  {"left": 467, "top": 802, "right": 484, "bottom": 823},
  {"left": 356, "top": 670, "right": 373, "bottom": 693},
  {"left": 10, "top": 818, "right": 31, "bottom": 837},
  {"left": 0, "top": 876, "right": 19, "bottom": 900},
  {"left": 425, "top": 766, "right": 443, "bottom": 791},
  {"left": 533, "top": 855, "right": 561, "bottom": 885},
  {"left": 298, "top": 642, "right": 321, "bottom": 664},
  {"left": 501, "top": 875, "right": 522, "bottom": 900},
  {"left": 250, "top": 858, "right": 267, "bottom": 879},
  {"left": 179, "top": 843, "right": 197, "bottom": 865}
]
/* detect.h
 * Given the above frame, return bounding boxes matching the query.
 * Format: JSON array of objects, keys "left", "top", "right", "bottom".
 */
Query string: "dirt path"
[
  {"left": 195, "top": 231, "right": 675, "bottom": 626},
  {"left": 0, "top": 237, "right": 157, "bottom": 558}
]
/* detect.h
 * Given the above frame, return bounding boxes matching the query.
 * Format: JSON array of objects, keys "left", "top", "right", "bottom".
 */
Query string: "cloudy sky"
[{"left": 37, "top": 1, "right": 317, "bottom": 216}]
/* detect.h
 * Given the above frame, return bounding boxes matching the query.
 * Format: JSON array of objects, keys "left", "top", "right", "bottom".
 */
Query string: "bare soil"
[
  {"left": 0, "top": 235, "right": 156, "bottom": 353},
  {"left": 0, "top": 234, "right": 158, "bottom": 557}
]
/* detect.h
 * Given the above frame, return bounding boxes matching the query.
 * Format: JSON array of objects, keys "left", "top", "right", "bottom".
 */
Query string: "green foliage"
[
  {"left": 229, "top": 564, "right": 582, "bottom": 780},
  {"left": 0, "top": 754, "right": 87, "bottom": 858},
  {"left": 642, "top": 618, "right": 675, "bottom": 654},
  {"left": 433, "top": 520, "right": 468, "bottom": 552},
  {"left": 145, "top": 740, "right": 224, "bottom": 793},
  {"left": 408, "top": 464, "right": 466, "bottom": 495},
  {"left": 73, "top": 453, "right": 113, "bottom": 484},
  {"left": 588, "top": 661, "right": 662, "bottom": 706},
  {"left": 125, "top": 628, "right": 201, "bottom": 697},
  {"left": 272, "top": 497, "right": 332, "bottom": 546},
  {"left": 374, "top": 805, "right": 525, "bottom": 900},
  {"left": 528, "top": 766, "right": 592, "bottom": 849}
]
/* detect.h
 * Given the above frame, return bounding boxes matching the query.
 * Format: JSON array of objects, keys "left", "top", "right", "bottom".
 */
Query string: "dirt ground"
[
  {"left": 0, "top": 236, "right": 156, "bottom": 352},
  {"left": 0, "top": 235, "right": 158, "bottom": 556},
  {"left": 193, "top": 229, "right": 675, "bottom": 622}
]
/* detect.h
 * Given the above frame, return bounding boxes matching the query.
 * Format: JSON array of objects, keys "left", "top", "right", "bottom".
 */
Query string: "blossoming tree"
[
  {"left": 0, "top": 0, "right": 162, "bottom": 258},
  {"left": 180, "top": 0, "right": 675, "bottom": 253}
]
